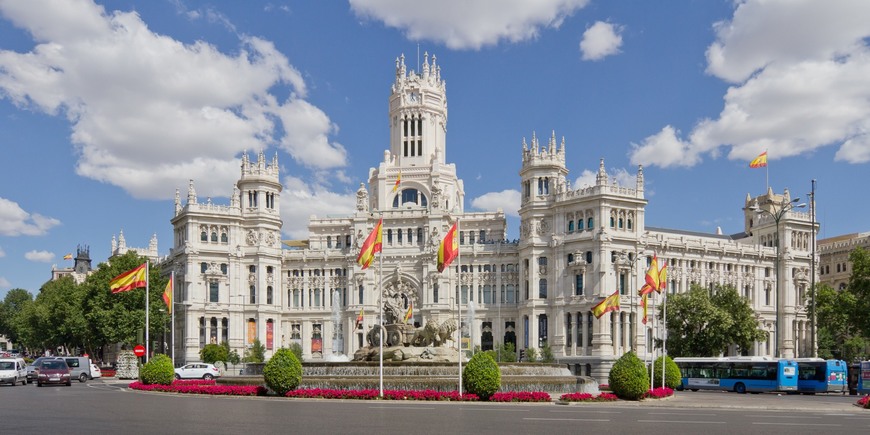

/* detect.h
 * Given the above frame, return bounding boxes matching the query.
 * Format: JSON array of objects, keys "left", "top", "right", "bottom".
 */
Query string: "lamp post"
[{"left": 751, "top": 196, "right": 806, "bottom": 358}]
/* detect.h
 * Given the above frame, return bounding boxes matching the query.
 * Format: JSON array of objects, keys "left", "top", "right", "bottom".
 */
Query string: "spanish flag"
[
  {"left": 437, "top": 221, "right": 459, "bottom": 273},
  {"left": 392, "top": 171, "right": 402, "bottom": 193},
  {"left": 355, "top": 307, "right": 364, "bottom": 329},
  {"left": 403, "top": 302, "right": 413, "bottom": 324},
  {"left": 162, "top": 274, "right": 173, "bottom": 314},
  {"left": 63, "top": 253, "right": 73, "bottom": 260},
  {"left": 643, "top": 255, "right": 660, "bottom": 294},
  {"left": 356, "top": 219, "right": 383, "bottom": 270},
  {"left": 749, "top": 151, "right": 767, "bottom": 168},
  {"left": 657, "top": 262, "right": 668, "bottom": 293},
  {"left": 641, "top": 293, "right": 649, "bottom": 324},
  {"left": 109, "top": 263, "right": 147, "bottom": 294},
  {"left": 592, "top": 290, "right": 620, "bottom": 319}
]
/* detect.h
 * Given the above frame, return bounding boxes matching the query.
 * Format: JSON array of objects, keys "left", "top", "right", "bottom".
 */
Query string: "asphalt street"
[{"left": 1, "top": 379, "right": 867, "bottom": 435}]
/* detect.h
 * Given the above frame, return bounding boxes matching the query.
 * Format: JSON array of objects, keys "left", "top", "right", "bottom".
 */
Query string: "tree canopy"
[{"left": 659, "top": 285, "right": 766, "bottom": 357}]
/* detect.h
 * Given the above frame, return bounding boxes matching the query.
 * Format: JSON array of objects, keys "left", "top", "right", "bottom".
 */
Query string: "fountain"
[{"left": 326, "top": 290, "right": 349, "bottom": 362}]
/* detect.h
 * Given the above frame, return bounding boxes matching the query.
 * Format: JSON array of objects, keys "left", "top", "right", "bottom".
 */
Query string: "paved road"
[{"left": 1, "top": 380, "right": 867, "bottom": 434}]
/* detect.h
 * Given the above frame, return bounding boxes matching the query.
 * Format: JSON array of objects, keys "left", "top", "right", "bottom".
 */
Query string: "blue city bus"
[
  {"left": 858, "top": 361, "right": 870, "bottom": 395},
  {"left": 674, "top": 357, "right": 798, "bottom": 394},
  {"left": 795, "top": 358, "right": 847, "bottom": 394}
]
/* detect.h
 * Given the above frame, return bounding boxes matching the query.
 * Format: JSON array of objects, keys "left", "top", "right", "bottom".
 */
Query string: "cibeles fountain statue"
[{"left": 353, "top": 273, "right": 460, "bottom": 363}]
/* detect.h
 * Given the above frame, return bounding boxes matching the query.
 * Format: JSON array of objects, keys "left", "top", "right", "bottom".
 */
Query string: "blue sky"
[{"left": 2, "top": 0, "right": 869, "bottom": 298}]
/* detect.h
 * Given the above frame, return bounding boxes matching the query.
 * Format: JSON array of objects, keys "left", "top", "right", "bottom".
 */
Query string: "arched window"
[
  {"left": 211, "top": 232, "right": 218, "bottom": 242},
  {"left": 618, "top": 218, "right": 624, "bottom": 229},
  {"left": 587, "top": 217, "right": 594, "bottom": 229},
  {"left": 267, "top": 286, "right": 273, "bottom": 305},
  {"left": 568, "top": 220, "right": 574, "bottom": 232},
  {"left": 200, "top": 231, "right": 207, "bottom": 241},
  {"left": 627, "top": 219, "right": 633, "bottom": 230},
  {"left": 221, "top": 232, "right": 228, "bottom": 243},
  {"left": 577, "top": 219, "right": 584, "bottom": 230}
]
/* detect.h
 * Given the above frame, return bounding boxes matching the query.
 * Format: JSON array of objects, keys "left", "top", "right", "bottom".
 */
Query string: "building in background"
[
  {"left": 819, "top": 232, "right": 870, "bottom": 290},
  {"left": 161, "top": 54, "right": 815, "bottom": 381},
  {"left": 50, "top": 245, "right": 94, "bottom": 284}
]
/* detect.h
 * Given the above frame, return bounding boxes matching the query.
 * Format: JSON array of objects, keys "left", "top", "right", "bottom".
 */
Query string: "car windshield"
[
  {"left": 0, "top": 361, "right": 14, "bottom": 370},
  {"left": 41, "top": 361, "right": 66, "bottom": 370}
]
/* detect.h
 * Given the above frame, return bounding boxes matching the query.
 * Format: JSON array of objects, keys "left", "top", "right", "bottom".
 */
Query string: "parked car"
[
  {"left": 0, "top": 358, "right": 28, "bottom": 386},
  {"left": 36, "top": 359, "right": 71, "bottom": 387},
  {"left": 174, "top": 363, "right": 221, "bottom": 380},
  {"left": 90, "top": 363, "right": 102, "bottom": 379}
]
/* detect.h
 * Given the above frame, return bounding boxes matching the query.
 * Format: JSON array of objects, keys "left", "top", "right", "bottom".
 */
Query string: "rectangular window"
[
  {"left": 575, "top": 274, "right": 584, "bottom": 296},
  {"left": 209, "top": 282, "right": 219, "bottom": 303}
]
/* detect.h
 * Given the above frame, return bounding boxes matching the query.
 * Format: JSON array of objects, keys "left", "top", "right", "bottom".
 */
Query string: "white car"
[
  {"left": 174, "top": 363, "right": 221, "bottom": 380},
  {"left": 90, "top": 363, "right": 102, "bottom": 379}
]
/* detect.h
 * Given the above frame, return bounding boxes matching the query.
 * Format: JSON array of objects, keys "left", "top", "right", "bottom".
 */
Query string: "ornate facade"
[{"left": 163, "top": 54, "right": 816, "bottom": 381}]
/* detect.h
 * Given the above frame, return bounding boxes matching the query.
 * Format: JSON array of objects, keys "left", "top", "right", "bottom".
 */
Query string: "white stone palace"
[{"left": 162, "top": 54, "right": 816, "bottom": 381}]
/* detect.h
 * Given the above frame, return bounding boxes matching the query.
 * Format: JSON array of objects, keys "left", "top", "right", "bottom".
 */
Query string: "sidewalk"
[{"left": 584, "top": 391, "right": 865, "bottom": 413}]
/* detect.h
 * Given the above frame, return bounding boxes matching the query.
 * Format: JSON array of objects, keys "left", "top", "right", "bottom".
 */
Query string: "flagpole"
[
  {"left": 378, "top": 227, "right": 384, "bottom": 398},
  {"left": 649, "top": 291, "right": 655, "bottom": 391},
  {"left": 661, "top": 288, "right": 667, "bottom": 389},
  {"left": 457, "top": 218, "right": 462, "bottom": 397},
  {"left": 145, "top": 262, "right": 150, "bottom": 363},
  {"left": 170, "top": 271, "right": 175, "bottom": 367}
]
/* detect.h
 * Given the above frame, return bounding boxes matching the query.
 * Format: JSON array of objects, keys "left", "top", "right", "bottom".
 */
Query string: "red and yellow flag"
[
  {"left": 355, "top": 307, "right": 364, "bottom": 329},
  {"left": 162, "top": 275, "right": 173, "bottom": 314},
  {"left": 63, "top": 253, "right": 73, "bottom": 260},
  {"left": 403, "top": 302, "right": 413, "bottom": 324},
  {"left": 657, "top": 262, "right": 668, "bottom": 293},
  {"left": 109, "top": 263, "right": 147, "bottom": 294},
  {"left": 641, "top": 294, "right": 649, "bottom": 324},
  {"left": 356, "top": 219, "right": 383, "bottom": 270},
  {"left": 644, "top": 255, "right": 660, "bottom": 292},
  {"left": 749, "top": 151, "right": 767, "bottom": 168},
  {"left": 392, "top": 171, "right": 402, "bottom": 193},
  {"left": 437, "top": 222, "right": 459, "bottom": 273},
  {"left": 592, "top": 290, "right": 620, "bottom": 319}
]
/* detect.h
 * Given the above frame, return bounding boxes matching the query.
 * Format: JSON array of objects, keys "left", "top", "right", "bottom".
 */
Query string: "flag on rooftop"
[{"left": 749, "top": 151, "right": 768, "bottom": 168}]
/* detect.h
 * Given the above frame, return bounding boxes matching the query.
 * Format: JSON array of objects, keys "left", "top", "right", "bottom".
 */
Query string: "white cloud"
[
  {"left": 349, "top": 0, "right": 589, "bottom": 50},
  {"left": 0, "top": 246, "right": 5, "bottom": 257},
  {"left": 470, "top": 190, "right": 520, "bottom": 217},
  {"left": 279, "top": 176, "right": 356, "bottom": 239},
  {"left": 0, "top": 0, "right": 346, "bottom": 200},
  {"left": 579, "top": 21, "right": 623, "bottom": 61},
  {"left": 630, "top": 0, "right": 870, "bottom": 168},
  {"left": 0, "top": 197, "right": 61, "bottom": 236},
  {"left": 24, "top": 250, "right": 54, "bottom": 263},
  {"left": 0, "top": 277, "right": 10, "bottom": 288}
]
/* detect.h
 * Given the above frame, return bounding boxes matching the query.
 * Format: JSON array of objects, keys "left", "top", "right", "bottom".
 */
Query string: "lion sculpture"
[
  {"left": 436, "top": 318, "right": 457, "bottom": 347},
  {"left": 411, "top": 319, "right": 441, "bottom": 347}
]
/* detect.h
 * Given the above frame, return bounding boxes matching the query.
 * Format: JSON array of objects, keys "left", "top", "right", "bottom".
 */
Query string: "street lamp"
[{"left": 750, "top": 196, "right": 806, "bottom": 358}]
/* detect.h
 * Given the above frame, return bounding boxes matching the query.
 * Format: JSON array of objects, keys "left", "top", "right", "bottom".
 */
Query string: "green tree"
[
  {"left": 540, "top": 342, "right": 555, "bottom": 363},
  {"left": 463, "top": 352, "right": 501, "bottom": 400},
  {"left": 848, "top": 247, "right": 870, "bottom": 342},
  {"left": 0, "top": 289, "right": 34, "bottom": 348},
  {"left": 288, "top": 342, "right": 303, "bottom": 362},
  {"left": 263, "top": 348, "right": 302, "bottom": 395},
  {"left": 200, "top": 343, "right": 229, "bottom": 365},
  {"left": 660, "top": 285, "right": 765, "bottom": 357},
  {"left": 608, "top": 351, "right": 648, "bottom": 400},
  {"left": 244, "top": 338, "right": 266, "bottom": 363},
  {"left": 524, "top": 347, "right": 538, "bottom": 362}
]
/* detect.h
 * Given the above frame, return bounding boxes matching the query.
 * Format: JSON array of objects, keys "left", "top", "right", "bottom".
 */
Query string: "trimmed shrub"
[
  {"left": 608, "top": 351, "right": 649, "bottom": 401},
  {"left": 524, "top": 347, "right": 538, "bottom": 362},
  {"left": 263, "top": 348, "right": 302, "bottom": 396},
  {"left": 463, "top": 352, "right": 501, "bottom": 401},
  {"left": 652, "top": 355, "right": 682, "bottom": 389},
  {"left": 540, "top": 343, "right": 555, "bottom": 363},
  {"left": 140, "top": 354, "right": 174, "bottom": 385},
  {"left": 288, "top": 342, "right": 303, "bottom": 362}
]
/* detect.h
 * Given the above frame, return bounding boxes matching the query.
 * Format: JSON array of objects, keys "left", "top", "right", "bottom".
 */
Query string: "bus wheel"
[
  {"left": 734, "top": 383, "right": 746, "bottom": 394},
  {"left": 690, "top": 389, "right": 699, "bottom": 392}
]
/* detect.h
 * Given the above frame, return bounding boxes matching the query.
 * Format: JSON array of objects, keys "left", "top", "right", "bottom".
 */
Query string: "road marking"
[
  {"left": 637, "top": 420, "right": 725, "bottom": 424},
  {"left": 649, "top": 412, "right": 717, "bottom": 416},
  {"left": 524, "top": 418, "right": 610, "bottom": 422},
  {"left": 367, "top": 406, "right": 436, "bottom": 410},
  {"left": 471, "top": 408, "right": 529, "bottom": 412},
  {"left": 550, "top": 410, "right": 623, "bottom": 414},
  {"left": 746, "top": 415, "right": 821, "bottom": 419},
  {"left": 752, "top": 422, "right": 841, "bottom": 427}
]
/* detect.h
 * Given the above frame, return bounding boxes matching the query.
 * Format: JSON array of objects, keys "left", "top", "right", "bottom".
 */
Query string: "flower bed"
[
  {"left": 489, "top": 392, "right": 552, "bottom": 402},
  {"left": 644, "top": 387, "right": 674, "bottom": 399},
  {"left": 285, "top": 388, "right": 478, "bottom": 401},
  {"left": 101, "top": 369, "right": 116, "bottom": 378},
  {"left": 559, "top": 392, "right": 618, "bottom": 402},
  {"left": 858, "top": 395, "right": 870, "bottom": 409},
  {"left": 129, "top": 380, "right": 266, "bottom": 396}
]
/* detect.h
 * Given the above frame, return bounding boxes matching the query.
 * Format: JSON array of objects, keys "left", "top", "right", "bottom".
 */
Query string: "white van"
[{"left": 0, "top": 357, "right": 28, "bottom": 386}]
